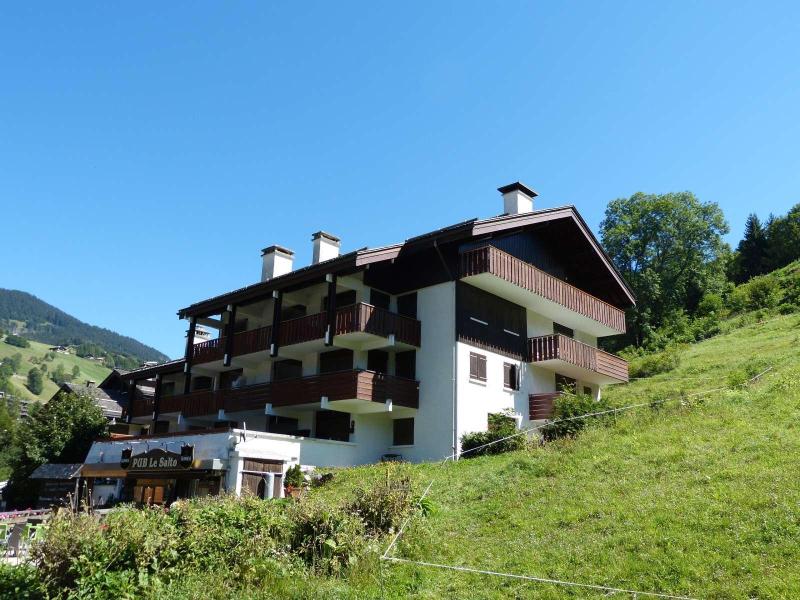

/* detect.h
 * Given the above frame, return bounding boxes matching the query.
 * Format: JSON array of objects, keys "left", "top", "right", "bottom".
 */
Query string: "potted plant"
[{"left": 284, "top": 464, "right": 305, "bottom": 498}]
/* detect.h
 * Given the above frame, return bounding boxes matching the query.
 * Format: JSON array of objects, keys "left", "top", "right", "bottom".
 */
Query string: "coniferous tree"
[{"left": 731, "top": 213, "right": 768, "bottom": 283}]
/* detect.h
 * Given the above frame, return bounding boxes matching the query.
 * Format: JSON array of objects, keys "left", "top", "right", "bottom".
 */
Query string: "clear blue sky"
[{"left": 2, "top": 2, "right": 799, "bottom": 359}]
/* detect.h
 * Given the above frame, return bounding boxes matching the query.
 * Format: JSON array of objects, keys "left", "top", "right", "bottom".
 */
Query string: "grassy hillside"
[
  {"left": 0, "top": 335, "right": 110, "bottom": 402},
  {"left": 0, "top": 288, "right": 168, "bottom": 364},
  {"left": 166, "top": 310, "right": 800, "bottom": 599}
]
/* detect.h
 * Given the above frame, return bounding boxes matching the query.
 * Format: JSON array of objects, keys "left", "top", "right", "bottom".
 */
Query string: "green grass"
[
  {"left": 161, "top": 312, "right": 800, "bottom": 599},
  {"left": 0, "top": 335, "right": 110, "bottom": 402}
]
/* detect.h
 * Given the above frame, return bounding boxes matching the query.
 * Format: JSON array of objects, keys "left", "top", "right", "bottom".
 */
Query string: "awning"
[{"left": 81, "top": 458, "right": 227, "bottom": 478}]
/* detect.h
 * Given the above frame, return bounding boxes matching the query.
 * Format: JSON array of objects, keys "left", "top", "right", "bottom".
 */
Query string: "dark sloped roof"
[
  {"left": 30, "top": 463, "right": 83, "bottom": 480},
  {"left": 177, "top": 205, "right": 635, "bottom": 318},
  {"left": 119, "top": 358, "right": 186, "bottom": 381},
  {"left": 60, "top": 383, "right": 126, "bottom": 418}
]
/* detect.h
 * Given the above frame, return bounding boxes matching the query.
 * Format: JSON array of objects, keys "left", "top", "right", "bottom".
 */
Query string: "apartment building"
[{"left": 81, "top": 183, "right": 633, "bottom": 504}]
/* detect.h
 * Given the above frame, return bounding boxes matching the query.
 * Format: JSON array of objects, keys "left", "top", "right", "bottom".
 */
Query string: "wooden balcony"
[
  {"left": 128, "top": 391, "right": 155, "bottom": 418},
  {"left": 191, "top": 303, "right": 421, "bottom": 365},
  {"left": 459, "top": 245, "right": 626, "bottom": 336},
  {"left": 528, "top": 334, "right": 628, "bottom": 384},
  {"left": 159, "top": 370, "right": 419, "bottom": 418}
]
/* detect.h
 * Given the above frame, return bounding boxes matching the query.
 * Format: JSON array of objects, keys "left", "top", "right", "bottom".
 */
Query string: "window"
[
  {"left": 321, "top": 290, "right": 357, "bottom": 311},
  {"left": 553, "top": 323, "right": 574, "bottom": 338},
  {"left": 369, "top": 289, "right": 391, "bottom": 310},
  {"left": 367, "top": 350, "right": 388, "bottom": 373},
  {"left": 315, "top": 410, "right": 350, "bottom": 441},
  {"left": 393, "top": 418, "right": 414, "bottom": 446},
  {"left": 503, "top": 363, "right": 519, "bottom": 390},
  {"left": 469, "top": 352, "right": 487, "bottom": 382},
  {"left": 555, "top": 373, "right": 577, "bottom": 393},
  {"left": 395, "top": 350, "right": 416, "bottom": 379},
  {"left": 273, "top": 359, "right": 302, "bottom": 381},
  {"left": 397, "top": 292, "right": 418, "bottom": 319},
  {"left": 319, "top": 349, "right": 353, "bottom": 374}
]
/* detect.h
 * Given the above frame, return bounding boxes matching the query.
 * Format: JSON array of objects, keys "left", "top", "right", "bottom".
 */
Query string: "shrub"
[
  {"left": 346, "top": 467, "right": 415, "bottom": 536},
  {"left": 460, "top": 410, "right": 525, "bottom": 458},
  {"left": 744, "top": 275, "right": 781, "bottom": 310},
  {"left": 288, "top": 500, "right": 367, "bottom": 575},
  {"left": 284, "top": 464, "right": 304, "bottom": 488},
  {"left": 778, "top": 303, "right": 798, "bottom": 315},
  {"left": 4, "top": 334, "right": 30, "bottom": 348},
  {"left": 0, "top": 563, "right": 45, "bottom": 599},
  {"left": 696, "top": 292, "right": 724, "bottom": 317},
  {"left": 628, "top": 345, "right": 684, "bottom": 379},
  {"left": 542, "top": 392, "right": 611, "bottom": 441}
]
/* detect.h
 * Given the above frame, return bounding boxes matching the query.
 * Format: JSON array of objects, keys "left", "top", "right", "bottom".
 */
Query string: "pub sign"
[{"left": 121, "top": 444, "right": 194, "bottom": 471}]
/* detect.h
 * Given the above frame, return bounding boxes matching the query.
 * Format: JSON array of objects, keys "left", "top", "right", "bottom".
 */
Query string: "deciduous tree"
[{"left": 600, "top": 191, "right": 729, "bottom": 347}]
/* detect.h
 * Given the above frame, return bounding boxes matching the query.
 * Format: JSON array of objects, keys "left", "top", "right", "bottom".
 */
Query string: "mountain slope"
[
  {"left": 0, "top": 336, "right": 111, "bottom": 402},
  {"left": 0, "top": 289, "right": 168, "bottom": 363},
  {"left": 243, "top": 311, "right": 800, "bottom": 599}
]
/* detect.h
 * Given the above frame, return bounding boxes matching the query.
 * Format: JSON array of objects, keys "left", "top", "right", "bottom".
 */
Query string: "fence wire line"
[
  {"left": 383, "top": 557, "right": 699, "bottom": 600},
  {"left": 379, "top": 366, "right": 773, "bottom": 598}
]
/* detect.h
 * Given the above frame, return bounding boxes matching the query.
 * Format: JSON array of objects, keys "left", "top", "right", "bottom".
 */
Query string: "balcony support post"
[
  {"left": 223, "top": 304, "right": 237, "bottom": 367},
  {"left": 152, "top": 374, "right": 162, "bottom": 425},
  {"left": 183, "top": 317, "right": 197, "bottom": 395},
  {"left": 325, "top": 274, "right": 337, "bottom": 346},
  {"left": 126, "top": 379, "right": 135, "bottom": 424},
  {"left": 269, "top": 291, "right": 282, "bottom": 357}
]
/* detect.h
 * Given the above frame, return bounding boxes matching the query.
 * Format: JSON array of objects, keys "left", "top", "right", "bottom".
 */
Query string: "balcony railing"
[
  {"left": 128, "top": 390, "right": 155, "bottom": 418},
  {"left": 528, "top": 334, "right": 628, "bottom": 382},
  {"left": 459, "top": 245, "right": 626, "bottom": 333},
  {"left": 192, "top": 303, "right": 421, "bottom": 364},
  {"left": 159, "top": 370, "right": 419, "bottom": 418}
]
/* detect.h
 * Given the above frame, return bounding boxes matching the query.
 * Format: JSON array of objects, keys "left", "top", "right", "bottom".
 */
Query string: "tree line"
[{"left": 600, "top": 193, "right": 800, "bottom": 351}]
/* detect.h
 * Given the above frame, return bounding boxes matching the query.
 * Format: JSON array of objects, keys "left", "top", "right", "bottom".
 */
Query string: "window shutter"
[{"left": 478, "top": 354, "right": 487, "bottom": 381}]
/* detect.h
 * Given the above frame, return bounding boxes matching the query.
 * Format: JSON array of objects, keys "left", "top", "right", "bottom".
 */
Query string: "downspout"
[{"left": 433, "top": 239, "right": 458, "bottom": 458}]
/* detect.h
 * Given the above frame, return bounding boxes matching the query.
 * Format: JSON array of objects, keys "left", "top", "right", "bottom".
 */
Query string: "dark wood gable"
[{"left": 456, "top": 282, "right": 527, "bottom": 359}]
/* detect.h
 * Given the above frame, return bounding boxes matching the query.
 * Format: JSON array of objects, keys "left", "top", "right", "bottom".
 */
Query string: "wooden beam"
[
  {"left": 223, "top": 304, "right": 237, "bottom": 367},
  {"left": 152, "top": 374, "right": 162, "bottom": 424},
  {"left": 197, "top": 317, "right": 223, "bottom": 329},
  {"left": 126, "top": 380, "right": 135, "bottom": 424},
  {"left": 269, "top": 291, "right": 282, "bottom": 357},
  {"left": 325, "top": 274, "right": 337, "bottom": 346},
  {"left": 183, "top": 317, "right": 196, "bottom": 395}
]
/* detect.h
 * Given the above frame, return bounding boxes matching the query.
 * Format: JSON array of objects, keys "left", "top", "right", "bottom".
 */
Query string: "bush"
[
  {"left": 778, "top": 303, "right": 798, "bottom": 315},
  {"left": 696, "top": 292, "right": 724, "bottom": 317},
  {"left": 0, "top": 563, "right": 45, "bottom": 599},
  {"left": 460, "top": 410, "right": 525, "bottom": 458},
  {"left": 542, "top": 392, "right": 611, "bottom": 441},
  {"left": 284, "top": 464, "right": 304, "bottom": 488},
  {"left": 288, "top": 500, "right": 367, "bottom": 575},
  {"left": 346, "top": 467, "right": 415, "bottom": 535},
  {"left": 628, "top": 345, "right": 684, "bottom": 379},
  {"left": 26, "top": 368, "right": 43, "bottom": 395},
  {"left": 4, "top": 334, "right": 30, "bottom": 348}
]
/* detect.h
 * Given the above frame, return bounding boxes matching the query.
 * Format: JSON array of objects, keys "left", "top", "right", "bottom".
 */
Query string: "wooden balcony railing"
[
  {"left": 192, "top": 303, "right": 421, "bottom": 365},
  {"left": 528, "top": 334, "right": 628, "bottom": 382},
  {"left": 529, "top": 392, "right": 562, "bottom": 420},
  {"left": 192, "top": 325, "right": 273, "bottom": 364},
  {"left": 459, "top": 245, "right": 626, "bottom": 333},
  {"left": 128, "top": 391, "right": 155, "bottom": 418},
  {"left": 161, "top": 370, "right": 420, "bottom": 418}
]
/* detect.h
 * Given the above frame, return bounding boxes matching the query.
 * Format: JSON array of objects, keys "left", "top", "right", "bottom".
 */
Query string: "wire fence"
[{"left": 379, "top": 366, "right": 774, "bottom": 599}]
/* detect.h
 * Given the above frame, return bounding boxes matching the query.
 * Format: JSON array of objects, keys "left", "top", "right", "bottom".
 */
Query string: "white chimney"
[
  {"left": 311, "top": 231, "right": 340, "bottom": 264},
  {"left": 261, "top": 245, "right": 295, "bottom": 282},
  {"left": 498, "top": 181, "right": 538, "bottom": 215}
]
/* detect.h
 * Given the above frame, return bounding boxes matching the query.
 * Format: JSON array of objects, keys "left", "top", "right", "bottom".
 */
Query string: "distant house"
[
  {"left": 29, "top": 463, "right": 83, "bottom": 508},
  {"left": 48, "top": 345, "right": 70, "bottom": 354},
  {"left": 50, "top": 369, "right": 136, "bottom": 434}
]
